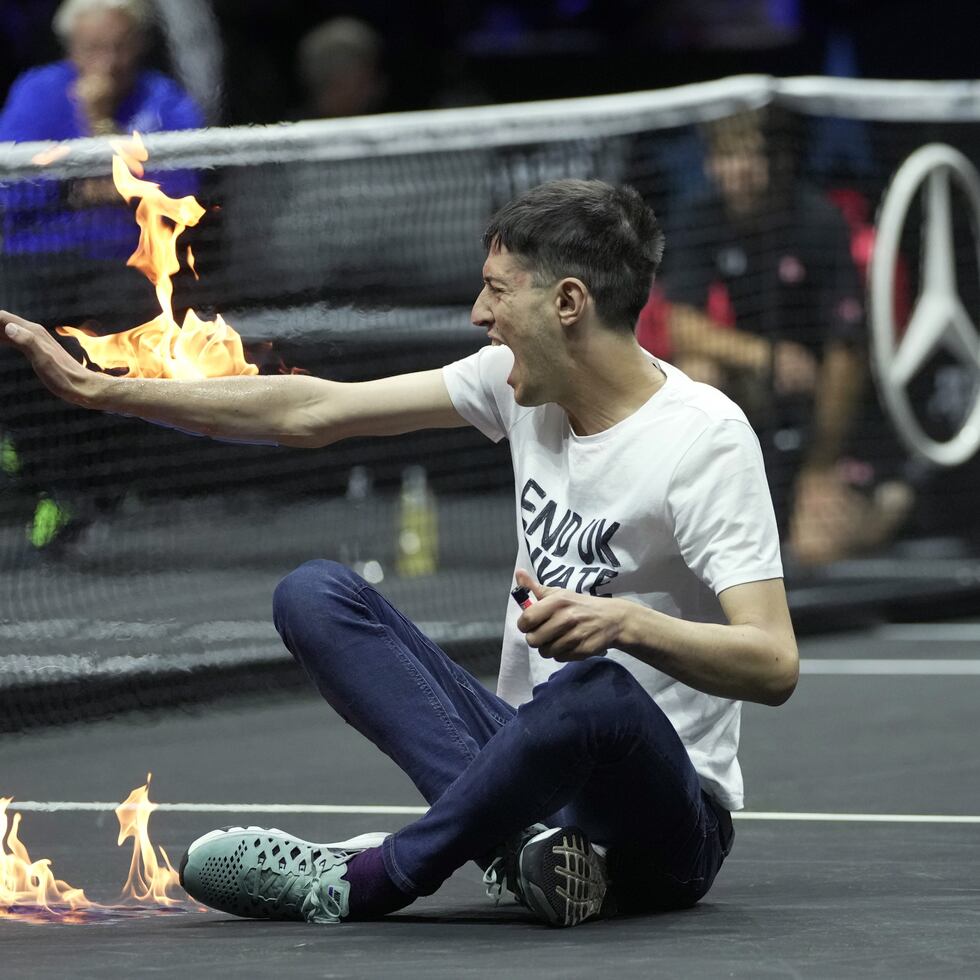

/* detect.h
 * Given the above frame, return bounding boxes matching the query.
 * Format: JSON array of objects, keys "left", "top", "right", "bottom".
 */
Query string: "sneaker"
[
  {"left": 179, "top": 827, "right": 389, "bottom": 923},
  {"left": 482, "top": 822, "right": 548, "bottom": 904},
  {"left": 483, "top": 824, "right": 611, "bottom": 927},
  {"left": 516, "top": 826, "right": 610, "bottom": 927}
]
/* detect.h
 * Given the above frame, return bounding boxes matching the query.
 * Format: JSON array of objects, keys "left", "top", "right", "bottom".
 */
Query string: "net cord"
[{"left": 1, "top": 74, "right": 979, "bottom": 180}]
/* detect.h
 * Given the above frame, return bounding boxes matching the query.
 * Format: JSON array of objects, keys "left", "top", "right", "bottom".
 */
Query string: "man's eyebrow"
[{"left": 483, "top": 275, "right": 506, "bottom": 287}]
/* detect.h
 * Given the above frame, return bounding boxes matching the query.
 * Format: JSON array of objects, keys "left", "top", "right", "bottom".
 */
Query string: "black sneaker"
[
  {"left": 485, "top": 824, "right": 611, "bottom": 927},
  {"left": 482, "top": 822, "right": 548, "bottom": 904}
]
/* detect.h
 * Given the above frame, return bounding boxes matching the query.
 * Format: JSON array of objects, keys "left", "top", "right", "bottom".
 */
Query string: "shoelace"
[
  {"left": 247, "top": 867, "right": 309, "bottom": 910},
  {"left": 301, "top": 875, "right": 348, "bottom": 924},
  {"left": 245, "top": 850, "right": 351, "bottom": 921},
  {"left": 482, "top": 824, "right": 549, "bottom": 905},
  {"left": 482, "top": 857, "right": 506, "bottom": 903}
]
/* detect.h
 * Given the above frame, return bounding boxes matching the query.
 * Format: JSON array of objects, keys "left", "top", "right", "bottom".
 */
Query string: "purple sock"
[{"left": 342, "top": 845, "right": 413, "bottom": 920}]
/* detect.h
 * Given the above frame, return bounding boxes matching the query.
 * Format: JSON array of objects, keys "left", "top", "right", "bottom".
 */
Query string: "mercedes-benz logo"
[{"left": 870, "top": 143, "right": 980, "bottom": 467}]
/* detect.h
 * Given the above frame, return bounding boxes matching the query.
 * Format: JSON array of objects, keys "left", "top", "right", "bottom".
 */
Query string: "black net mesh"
[{"left": 1, "top": 78, "right": 979, "bottom": 727}]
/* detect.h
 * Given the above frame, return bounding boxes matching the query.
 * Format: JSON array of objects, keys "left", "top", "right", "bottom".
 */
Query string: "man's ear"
[{"left": 555, "top": 277, "right": 589, "bottom": 326}]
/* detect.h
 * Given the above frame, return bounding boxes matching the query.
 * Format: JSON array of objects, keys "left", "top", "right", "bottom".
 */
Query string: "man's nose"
[{"left": 471, "top": 288, "right": 492, "bottom": 328}]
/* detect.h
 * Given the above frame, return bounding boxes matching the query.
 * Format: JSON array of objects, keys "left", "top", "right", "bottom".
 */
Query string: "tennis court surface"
[{"left": 2, "top": 622, "right": 978, "bottom": 979}]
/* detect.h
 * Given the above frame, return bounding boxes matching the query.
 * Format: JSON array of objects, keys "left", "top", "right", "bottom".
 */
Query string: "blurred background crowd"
[
  {"left": 0, "top": 0, "right": 977, "bottom": 572},
  {"left": 0, "top": 0, "right": 976, "bottom": 128}
]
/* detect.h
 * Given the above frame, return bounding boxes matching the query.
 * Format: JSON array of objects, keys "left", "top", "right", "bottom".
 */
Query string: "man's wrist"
[
  {"left": 79, "top": 371, "right": 114, "bottom": 410},
  {"left": 744, "top": 337, "right": 771, "bottom": 373},
  {"left": 614, "top": 600, "right": 659, "bottom": 662}
]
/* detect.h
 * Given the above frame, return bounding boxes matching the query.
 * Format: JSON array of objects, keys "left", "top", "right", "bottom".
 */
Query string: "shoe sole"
[{"left": 518, "top": 826, "right": 608, "bottom": 927}]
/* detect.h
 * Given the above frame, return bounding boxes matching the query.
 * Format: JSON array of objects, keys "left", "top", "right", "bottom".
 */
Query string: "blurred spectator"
[
  {"left": 644, "top": 108, "right": 910, "bottom": 564},
  {"left": 0, "top": 0, "right": 203, "bottom": 257},
  {"left": 295, "top": 16, "right": 387, "bottom": 119},
  {"left": 0, "top": 0, "right": 204, "bottom": 552},
  {"left": 1, "top": 0, "right": 201, "bottom": 140}
]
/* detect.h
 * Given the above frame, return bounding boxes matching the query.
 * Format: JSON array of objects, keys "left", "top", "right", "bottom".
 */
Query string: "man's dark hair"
[{"left": 482, "top": 179, "right": 665, "bottom": 331}]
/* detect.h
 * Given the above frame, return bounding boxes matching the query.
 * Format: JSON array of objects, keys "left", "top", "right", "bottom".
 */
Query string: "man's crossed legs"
[{"left": 180, "top": 560, "right": 733, "bottom": 926}]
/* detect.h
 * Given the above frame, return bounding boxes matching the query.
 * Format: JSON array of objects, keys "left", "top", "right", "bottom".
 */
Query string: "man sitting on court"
[{"left": 1, "top": 179, "right": 799, "bottom": 928}]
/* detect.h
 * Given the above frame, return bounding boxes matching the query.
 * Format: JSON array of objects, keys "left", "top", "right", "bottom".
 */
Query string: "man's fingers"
[
  {"left": 516, "top": 588, "right": 565, "bottom": 633},
  {"left": 0, "top": 312, "right": 99, "bottom": 407},
  {"left": 515, "top": 566, "right": 552, "bottom": 601},
  {"left": 1, "top": 311, "right": 43, "bottom": 345},
  {"left": 538, "top": 634, "right": 606, "bottom": 663},
  {"left": 0, "top": 310, "right": 37, "bottom": 329},
  {"left": 2, "top": 320, "right": 30, "bottom": 347},
  {"left": 524, "top": 606, "right": 579, "bottom": 650}
]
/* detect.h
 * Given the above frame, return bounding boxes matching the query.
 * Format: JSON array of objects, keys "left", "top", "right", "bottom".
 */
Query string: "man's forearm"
[
  {"left": 806, "top": 342, "right": 865, "bottom": 469},
  {"left": 2, "top": 313, "right": 463, "bottom": 448},
  {"left": 94, "top": 373, "right": 338, "bottom": 448},
  {"left": 614, "top": 599, "right": 798, "bottom": 706},
  {"left": 669, "top": 305, "right": 769, "bottom": 372}
]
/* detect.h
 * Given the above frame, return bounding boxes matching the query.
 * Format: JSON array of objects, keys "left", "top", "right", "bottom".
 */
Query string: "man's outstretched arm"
[{"left": 1, "top": 311, "right": 467, "bottom": 447}]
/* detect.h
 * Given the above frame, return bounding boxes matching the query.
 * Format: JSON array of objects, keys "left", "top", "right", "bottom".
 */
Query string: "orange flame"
[
  {"left": 0, "top": 797, "right": 92, "bottom": 917},
  {"left": 115, "top": 773, "right": 188, "bottom": 907},
  {"left": 1, "top": 776, "right": 203, "bottom": 923},
  {"left": 56, "top": 132, "right": 258, "bottom": 380}
]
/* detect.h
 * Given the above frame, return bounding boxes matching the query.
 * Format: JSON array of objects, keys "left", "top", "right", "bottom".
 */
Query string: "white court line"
[
  {"left": 7, "top": 802, "right": 429, "bottom": 815},
  {"left": 733, "top": 812, "right": 980, "bottom": 824},
  {"left": 5, "top": 802, "right": 980, "bottom": 824},
  {"left": 799, "top": 659, "right": 980, "bottom": 675},
  {"left": 873, "top": 623, "right": 980, "bottom": 641}
]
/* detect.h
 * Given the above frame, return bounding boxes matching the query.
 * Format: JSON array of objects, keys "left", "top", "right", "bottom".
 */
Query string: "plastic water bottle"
[
  {"left": 344, "top": 466, "right": 385, "bottom": 584},
  {"left": 396, "top": 465, "right": 437, "bottom": 577}
]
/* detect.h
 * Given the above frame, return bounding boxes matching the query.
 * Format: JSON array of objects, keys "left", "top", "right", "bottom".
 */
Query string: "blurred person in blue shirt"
[
  {"left": 0, "top": 0, "right": 203, "bottom": 551},
  {"left": 0, "top": 0, "right": 203, "bottom": 259}
]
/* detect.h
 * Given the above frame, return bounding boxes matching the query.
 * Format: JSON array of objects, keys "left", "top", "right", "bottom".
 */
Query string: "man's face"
[
  {"left": 313, "top": 63, "right": 386, "bottom": 118},
  {"left": 471, "top": 243, "right": 559, "bottom": 406},
  {"left": 68, "top": 9, "right": 143, "bottom": 94},
  {"left": 706, "top": 136, "right": 770, "bottom": 219}
]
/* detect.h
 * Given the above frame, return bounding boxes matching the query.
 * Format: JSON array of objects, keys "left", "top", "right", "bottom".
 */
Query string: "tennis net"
[{"left": 2, "top": 74, "right": 980, "bottom": 728}]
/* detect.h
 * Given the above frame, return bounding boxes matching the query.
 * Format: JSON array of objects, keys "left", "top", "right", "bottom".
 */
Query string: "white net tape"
[{"left": 1, "top": 74, "right": 979, "bottom": 179}]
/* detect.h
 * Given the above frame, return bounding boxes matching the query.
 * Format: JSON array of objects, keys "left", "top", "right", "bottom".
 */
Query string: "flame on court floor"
[{"left": 1, "top": 773, "right": 204, "bottom": 924}]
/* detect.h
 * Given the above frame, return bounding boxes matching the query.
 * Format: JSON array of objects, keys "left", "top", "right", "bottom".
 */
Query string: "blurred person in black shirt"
[{"left": 648, "top": 109, "right": 909, "bottom": 564}]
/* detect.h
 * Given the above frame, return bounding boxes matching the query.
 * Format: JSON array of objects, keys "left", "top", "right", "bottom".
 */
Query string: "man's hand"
[
  {"left": 515, "top": 568, "right": 623, "bottom": 662},
  {"left": 1, "top": 311, "right": 106, "bottom": 408},
  {"left": 73, "top": 73, "right": 119, "bottom": 134},
  {"left": 772, "top": 340, "right": 818, "bottom": 396}
]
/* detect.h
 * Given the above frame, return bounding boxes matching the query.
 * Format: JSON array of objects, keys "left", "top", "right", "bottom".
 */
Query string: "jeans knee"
[
  {"left": 545, "top": 657, "right": 645, "bottom": 713},
  {"left": 552, "top": 656, "right": 636, "bottom": 689},
  {"left": 522, "top": 658, "right": 660, "bottom": 767},
  {"left": 273, "top": 559, "right": 356, "bottom": 630}
]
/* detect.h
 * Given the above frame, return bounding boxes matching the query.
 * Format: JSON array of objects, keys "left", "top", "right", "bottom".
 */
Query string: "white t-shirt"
[{"left": 442, "top": 344, "right": 783, "bottom": 811}]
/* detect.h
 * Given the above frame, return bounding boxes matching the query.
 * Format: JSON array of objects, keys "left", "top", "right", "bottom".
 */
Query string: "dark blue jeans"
[{"left": 273, "top": 560, "right": 733, "bottom": 912}]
